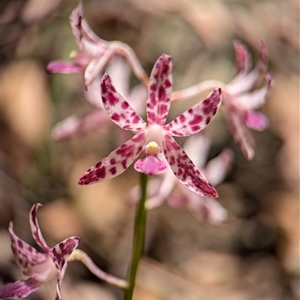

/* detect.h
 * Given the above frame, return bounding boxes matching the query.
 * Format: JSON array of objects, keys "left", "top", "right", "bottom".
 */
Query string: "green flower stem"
[{"left": 123, "top": 172, "right": 148, "bottom": 300}]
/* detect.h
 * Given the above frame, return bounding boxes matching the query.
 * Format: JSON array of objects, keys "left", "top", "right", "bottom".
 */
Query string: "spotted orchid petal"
[
  {"left": 78, "top": 131, "right": 145, "bottom": 185},
  {"left": 29, "top": 204, "right": 50, "bottom": 253},
  {"left": 0, "top": 277, "right": 41, "bottom": 299},
  {"left": 165, "top": 88, "right": 221, "bottom": 137},
  {"left": 50, "top": 237, "right": 80, "bottom": 271},
  {"left": 101, "top": 74, "right": 147, "bottom": 131},
  {"left": 228, "top": 40, "right": 268, "bottom": 95},
  {"left": 52, "top": 109, "right": 110, "bottom": 141},
  {"left": 134, "top": 156, "right": 167, "bottom": 176},
  {"left": 147, "top": 54, "right": 172, "bottom": 126},
  {"left": 224, "top": 102, "right": 255, "bottom": 160},
  {"left": 8, "top": 222, "right": 47, "bottom": 269},
  {"left": 50, "top": 237, "right": 80, "bottom": 300},
  {"left": 163, "top": 134, "right": 217, "bottom": 197},
  {"left": 46, "top": 61, "right": 84, "bottom": 74},
  {"left": 202, "top": 149, "right": 234, "bottom": 186}
]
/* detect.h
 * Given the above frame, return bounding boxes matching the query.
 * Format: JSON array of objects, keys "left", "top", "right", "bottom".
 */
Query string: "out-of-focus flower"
[
  {"left": 130, "top": 133, "right": 234, "bottom": 225},
  {"left": 0, "top": 204, "right": 80, "bottom": 300},
  {"left": 51, "top": 56, "right": 146, "bottom": 140},
  {"left": 46, "top": 2, "right": 148, "bottom": 89},
  {"left": 78, "top": 54, "right": 222, "bottom": 198},
  {"left": 222, "top": 41, "right": 273, "bottom": 159},
  {"left": 172, "top": 41, "right": 273, "bottom": 160}
]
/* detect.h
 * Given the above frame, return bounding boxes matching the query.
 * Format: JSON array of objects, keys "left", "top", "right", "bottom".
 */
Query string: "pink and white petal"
[
  {"left": 202, "top": 149, "right": 234, "bottom": 186},
  {"left": 54, "top": 264, "right": 68, "bottom": 300},
  {"left": 8, "top": 222, "right": 47, "bottom": 269},
  {"left": 51, "top": 110, "right": 110, "bottom": 141},
  {"left": 163, "top": 134, "right": 218, "bottom": 197},
  {"left": 78, "top": 131, "right": 145, "bottom": 185},
  {"left": 101, "top": 74, "right": 147, "bottom": 131},
  {"left": 134, "top": 156, "right": 167, "bottom": 176},
  {"left": 146, "top": 171, "right": 176, "bottom": 209},
  {"left": 147, "top": 54, "right": 172, "bottom": 126},
  {"left": 69, "top": 3, "right": 108, "bottom": 55},
  {"left": 69, "top": 3, "right": 85, "bottom": 49},
  {"left": 46, "top": 61, "right": 84, "bottom": 74},
  {"left": 182, "top": 133, "right": 211, "bottom": 168},
  {"left": 29, "top": 204, "right": 50, "bottom": 253},
  {"left": 0, "top": 277, "right": 41, "bottom": 299},
  {"left": 80, "top": 10, "right": 109, "bottom": 54},
  {"left": 235, "top": 74, "right": 273, "bottom": 111},
  {"left": 191, "top": 198, "right": 228, "bottom": 225},
  {"left": 233, "top": 40, "right": 251, "bottom": 76},
  {"left": 245, "top": 111, "right": 269, "bottom": 131},
  {"left": 223, "top": 103, "right": 255, "bottom": 160},
  {"left": 84, "top": 51, "right": 113, "bottom": 88},
  {"left": 84, "top": 75, "right": 104, "bottom": 108},
  {"left": 228, "top": 41, "right": 268, "bottom": 95},
  {"left": 167, "top": 191, "right": 190, "bottom": 209},
  {"left": 50, "top": 237, "right": 80, "bottom": 272},
  {"left": 165, "top": 88, "right": 221, "bottom": 137}
]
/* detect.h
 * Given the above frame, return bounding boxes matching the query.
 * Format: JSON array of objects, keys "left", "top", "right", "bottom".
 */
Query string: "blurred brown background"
[{"left": 1, "top": 0, "right": 299, "bottom": 299}]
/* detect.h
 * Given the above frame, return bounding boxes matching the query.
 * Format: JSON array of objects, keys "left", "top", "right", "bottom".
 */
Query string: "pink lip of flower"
[
  {"left": 0, "top": 204, "right": 80, "bottom": 300},
  {"left": 46, "top": 2, "right": 148, "bottom": 89},
  {"left": 78, "top": 54, "right": 222, "bottom": 198},
  {"left": 220, "top": 40, "right": 274, "bottom": 160}
]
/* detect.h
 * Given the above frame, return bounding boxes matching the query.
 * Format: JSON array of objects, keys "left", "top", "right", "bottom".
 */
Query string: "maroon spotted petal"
[
  {"left": 50, "top": 237, "right": 80, "bottom": 272},
  {"left": 101, "top": 74, "right": 147, "bottom": 131},
  {"left": 8, "top": 222, "right": 47, "bottom": 269},
  {"left": 50, "top": 237, "right": 80, "bottom": 300},
  {"left": 78, "top": 131, "right": 146, "bottom": 185},
  {"left": 163, "top": 134, "right": 217, "bottom": 197},
  {"left": 164, "top": 88, "right": 221, "bottom": 137},
  {"left": 147, "top": 54, "right": 173, "bottom": 126},
  {"left": 29, "top": 204, "right": 50, "bottom": 253},
  {"left": 0, "top": 277, "right": 41, "bottom": 299}
]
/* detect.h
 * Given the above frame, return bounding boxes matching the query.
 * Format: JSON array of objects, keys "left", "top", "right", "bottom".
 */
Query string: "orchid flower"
[
  {"left": 0, "top": 204, "right": 80, "bottom": 300},
  {"left": 78, "top": 54, "right": 222, "bottom": 198},
  {"left": 130, "top": 133, "right": 234, "bottom": 225},
  {"left": 171, "top": 41, "right": 273, "bottom": 160},
  {"left": 46, "top": 2, "right": 148, "bottom": 89},
  {"left": 51, "top": 55, "right": 147, "bottom": 140}
]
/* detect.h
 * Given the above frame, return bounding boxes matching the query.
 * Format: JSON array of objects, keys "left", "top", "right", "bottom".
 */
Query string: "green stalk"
[{"left": 123, "top": 173, "right": 148, "bottom": 300}]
